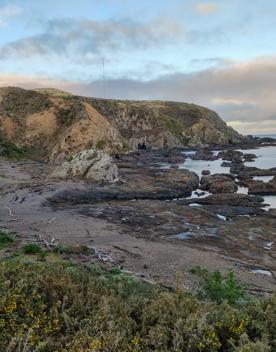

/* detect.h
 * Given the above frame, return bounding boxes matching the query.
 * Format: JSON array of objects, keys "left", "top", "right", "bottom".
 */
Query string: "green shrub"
[
  {"left": 23, "top": 243, "right": 43, "bottom": 255},
  {"left": 0, "top": 134, "right": 26, "bottom": 159},
  {"left": 96, "top": 139, "right": 107, "bottom": 150},
  {"left": 162, "top": 116, "right": 191, "bottom": 145},
  {"left": 191, "top": 267, "right": 249, "bottom": 306},
  {"left": 0, "top": 231, "right": 16, "bottom": 249},
  {"left": 0, "top": 259, "right": 275, "bottom": 351}
]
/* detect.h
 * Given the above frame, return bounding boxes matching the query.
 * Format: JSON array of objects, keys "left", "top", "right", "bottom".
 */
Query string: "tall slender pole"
[{"left": 102, "top": 57, "right": 105, "bottom": 98}]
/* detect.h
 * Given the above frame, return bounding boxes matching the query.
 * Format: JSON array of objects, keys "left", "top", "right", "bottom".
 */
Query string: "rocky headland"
[{"left": 0, "top": 87, "right": 276, "bottom": 295}]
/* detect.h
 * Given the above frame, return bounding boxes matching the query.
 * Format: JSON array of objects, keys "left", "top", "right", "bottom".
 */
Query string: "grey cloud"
[
  {"left": 68, "top": 57, "right": 276, "bottom": 133},
  {"left": 1, "top": 57, "right": 276, "bottom": 134},
  {"left": 0, "top": 16, "right": 184, "bottom": 59}
]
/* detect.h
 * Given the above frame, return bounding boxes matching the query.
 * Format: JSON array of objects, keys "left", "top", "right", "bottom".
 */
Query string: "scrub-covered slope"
[{"left": 0, "top": 87, "right": 244, "bottom": 160}]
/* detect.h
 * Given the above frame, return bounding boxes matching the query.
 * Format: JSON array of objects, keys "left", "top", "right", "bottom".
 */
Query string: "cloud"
[
  {"left": 194, "top": 2, "right": 219, "bottom": 15},
  {"left": 0, "top": 16, "right": 184, "bottom": 58},
  {"left": 1, "top": 57, "right": 276, "bottom": 134},
  {"left": 0, "top": 4, "right": 22, "bottom": 27}
]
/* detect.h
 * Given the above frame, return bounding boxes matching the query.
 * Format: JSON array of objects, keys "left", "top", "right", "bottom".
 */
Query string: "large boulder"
[
  {"left": 218, "top": 150, "right": 243, "bottom": 161},
  {"left": 195, "top": 193, "right": 264, "bottom": 207},
  {"left": 239, "top": 167, "right": 276, "bottom": 177},
  {"left": 248, "top": 176, "right": 276, "bottom": 195},
  {"left": 51, "top": 149, "right": 118, "bottom": 182},
  {"left": 243, "top": 153, "right": 257, "bottom": 162},
  {"left": 192, "top": 148, "right": 218, "bottom": 161},
  {"left": 200, "top": 173, "right": 237, "bottom": 193}
]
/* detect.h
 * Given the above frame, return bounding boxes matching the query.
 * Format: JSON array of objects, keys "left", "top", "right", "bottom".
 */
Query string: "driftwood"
[
  {"left": 3, "top": 206, "right": 20, "bottom": 221},
  {"left": 90, "top": 247, "right": 114, "bottom": 263},
  {"left": 36, "top": 233, "right": 57, "bottom": 249},
  {"left": 48, "top": 217, "right": 56, "bottom": 224}
]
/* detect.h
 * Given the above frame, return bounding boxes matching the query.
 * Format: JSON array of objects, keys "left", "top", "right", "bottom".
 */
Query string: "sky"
[{"left": 0, "top": 0, "right": 276, "bottom": 134}]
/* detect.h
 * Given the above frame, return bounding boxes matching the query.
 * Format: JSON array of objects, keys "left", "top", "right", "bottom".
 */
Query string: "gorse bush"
[{"left": 0, "top": 259, "right": 275, "bottom": 351}]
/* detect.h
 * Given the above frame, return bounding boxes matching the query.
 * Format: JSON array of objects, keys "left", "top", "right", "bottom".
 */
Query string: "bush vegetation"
[
  {"left": 162, "top": 116, "right": 191, "bottom": 145},
  {"left": 96, "top": 139, "right": 107, "bottom": 150},
  {"left": 0, "top": 255, "right": 275, "bottom": 351},
  {"left": 22, "top": 243, "right": 44, "bottom": 255},
  {"left": 190, "top": 266, "right": 249, "bottom": 306},
  {"left": 1, "top": 88, "right": 53, "bottom": 120},
  {"left": 0, "top": 134, "right": 27, "bottom": 159},
  {"left": 56, "top": 101, "right": 85, "bottom": 126},
  {"left": 0, "top": 230, "right": 16, "bottom": 250}
]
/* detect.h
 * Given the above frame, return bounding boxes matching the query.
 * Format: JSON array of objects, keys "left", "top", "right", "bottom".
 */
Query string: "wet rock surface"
[
  {"left": 200, "top": 174, "right": 238, "bottom": 194},
  {"left": 239, "top": 167, "right": 276, "bottom": 177},
  {"left": 192, "top": 148, "right": 218, "bottom": 161},
  {"left": 247, "top": 177, "right": 276, "bottom": 195}
]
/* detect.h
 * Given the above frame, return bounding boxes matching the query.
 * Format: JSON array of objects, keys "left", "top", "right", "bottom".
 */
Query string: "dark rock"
[
  {"left": 194, "top": 193, "right": 264, "bottom": 207},
  {"left": 200, "top": 174, "right": 237, "bottom": 194},
  {"left": 230, "top": 162, "right": 245, "bottom": 174},
  {"left": 218, "top": 150, "right": 243, "bottom": 162},
  {"left": 192, "top": 149, "right": 218, "bottom": 161},
  {"left": 248, "top": 177, "right": 276, "bottom": 195},
  {"left": 268, "top": 209, "right": 276, "bottom": 218},
  {"left": 202, "top": 170, "right": 211, "bottom": 175},
  {"left": 221, "top": 161, "right": 231, "bottom": 167},
  {"left": 243, "top": 153, "right": 257, "bottom": 162},
  {"left": 49, "top": 168, "right": 200, "bottom": 204},
  {"left": 168, "top": 154, "right": 186, "bottom": 164},
  {"left": 239, "top": 167, "right": 276, "bottom": 177}
]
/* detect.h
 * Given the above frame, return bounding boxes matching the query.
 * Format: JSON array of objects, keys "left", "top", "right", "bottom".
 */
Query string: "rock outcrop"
[
  {"left": 248, "top": 177, "right": 276, "bottom": 195},
  {"left": 200, "top": 174, "right": 238, "bottom": 194},
  {"left": 49, "top": 167, "right": 199, "bottom": 203},
  {"left": 51, "top": 149, "right": 118, "bottom": 182}
]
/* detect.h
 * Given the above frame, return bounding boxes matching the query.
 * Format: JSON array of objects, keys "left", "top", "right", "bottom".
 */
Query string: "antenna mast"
[{"left": 102, "top": 57, "right": 105, "bottom": 98}]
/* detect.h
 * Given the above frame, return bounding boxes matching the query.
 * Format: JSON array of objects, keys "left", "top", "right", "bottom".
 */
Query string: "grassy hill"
[{"left": 0, "top": 87, "right": 245, "bottom": 160}]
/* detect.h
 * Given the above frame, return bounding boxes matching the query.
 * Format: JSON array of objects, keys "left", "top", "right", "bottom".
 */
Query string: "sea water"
[{"left": 178, "top": 145, "right": 276, "bottom": 209}]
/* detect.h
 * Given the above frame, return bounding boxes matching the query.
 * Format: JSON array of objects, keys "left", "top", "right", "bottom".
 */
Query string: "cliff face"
[{"left": 0, "top": 87, "right": 244, "bottom": 160}]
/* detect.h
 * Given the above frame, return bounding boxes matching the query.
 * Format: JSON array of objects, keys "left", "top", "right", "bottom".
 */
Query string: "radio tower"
[{"left": 102, "top": 57, "right": 105, "bottom": 98}]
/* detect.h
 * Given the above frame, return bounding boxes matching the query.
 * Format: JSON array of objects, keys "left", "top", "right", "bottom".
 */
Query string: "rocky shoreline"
[{"left": 0, "top": 138, "right": 275, "bottom": 295}]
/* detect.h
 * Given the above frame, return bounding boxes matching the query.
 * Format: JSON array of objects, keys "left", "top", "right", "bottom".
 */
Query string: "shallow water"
[
  {"left": 253, "top": 176, "right": 274, "bottom": 182},
  {"left": 179, "top": 157, "right": 230, "bottom": 175},
  {"left": 238, "top": 146, "right": 276, "bottom": 169},
  {"left": 180, "top": 146, "right": 276, "bottom": 209}
]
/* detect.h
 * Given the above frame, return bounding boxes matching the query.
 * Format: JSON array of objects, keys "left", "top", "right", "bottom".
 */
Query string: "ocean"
[{"left": 255, "top": 134, "right": 276, "bottom": 139}]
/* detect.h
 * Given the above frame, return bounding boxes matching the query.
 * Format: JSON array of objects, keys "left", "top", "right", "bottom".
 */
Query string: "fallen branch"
[
  {"left": 36, "top": 233, "right": 56, "bottom": 249},
  {"left": 3, "top": 206, "right": 20, "bottom": 221},
  {"left": 89, "top": 246, "right": 115, "bottom": 263},
  {"left": 48, "top": 217, "right": 56, "bottom": 224}
]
